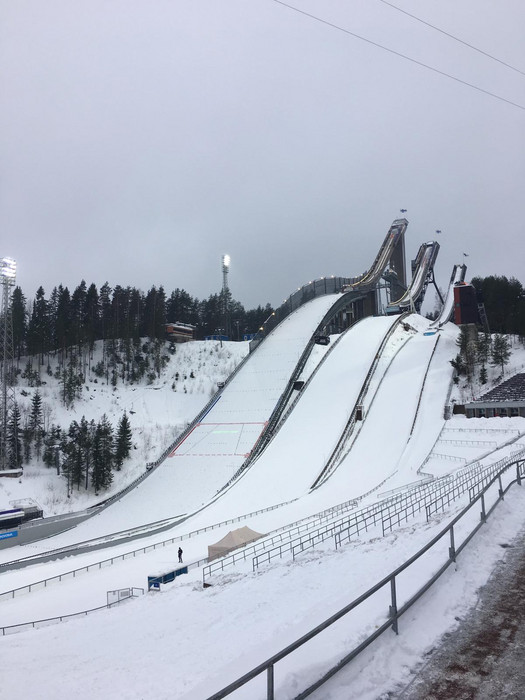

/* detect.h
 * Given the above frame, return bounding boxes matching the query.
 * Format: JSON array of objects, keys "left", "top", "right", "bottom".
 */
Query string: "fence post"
[
  {"left": 449, "top": 526, "right": 456, "bottom": 563},
  {"left": 498, "top": 474, "right": 504, "bottom": 499},
  {"left": 389, "top": 576, "right": 399, "bottom": 635},
  {"left": 517, "top": 462, "right": 522, "bottom": 486},
  {"left": 267, "top": 664, "right": 274, "bottom": 699}
]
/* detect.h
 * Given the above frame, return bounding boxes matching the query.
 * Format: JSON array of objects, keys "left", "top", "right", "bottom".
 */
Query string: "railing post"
[
  {"left": 267, "top": 664, "right": 274, "bottom": 699},
  {"left": 449, "top": 525, "right": 456, "bottom": 563},
  {"left": 389, "top": 576, "right": 399, "bottom": 635},
  {"left": 498, "top": 474, "right": 504, "bottom": 499},
  {"left": 517, "top": 462, "right": 522, "bottom": 486},
  {"left": 480, "top": 493, "right": 487, "bottom": 522}
]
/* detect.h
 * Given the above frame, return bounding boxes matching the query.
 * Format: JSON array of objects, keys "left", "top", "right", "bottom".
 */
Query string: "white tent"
[{"left": 207, "top": 526, "right": 264, "bottom": 561}]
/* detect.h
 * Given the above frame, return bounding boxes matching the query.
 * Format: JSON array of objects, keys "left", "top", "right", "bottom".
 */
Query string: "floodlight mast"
[
  {"left": 222, "top": 254, "right": 230, "bottom": 339},
  {"left": 0, "top": 257, "right": 17, "bottom": 470}
]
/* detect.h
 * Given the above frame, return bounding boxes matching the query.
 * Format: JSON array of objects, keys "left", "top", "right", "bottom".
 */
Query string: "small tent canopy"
[{"left": 208, "top": 526, "right": 264, "bottom": 561}]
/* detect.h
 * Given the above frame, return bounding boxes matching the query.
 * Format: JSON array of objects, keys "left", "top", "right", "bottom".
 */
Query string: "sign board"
[{"left": 0, "top": 530, "right": 18, "bottom": 541}]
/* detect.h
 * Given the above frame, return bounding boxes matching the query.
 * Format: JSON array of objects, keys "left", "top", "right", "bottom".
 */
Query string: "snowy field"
[{"left": 1, "top": 307, "right": 525, "bottom": 699}]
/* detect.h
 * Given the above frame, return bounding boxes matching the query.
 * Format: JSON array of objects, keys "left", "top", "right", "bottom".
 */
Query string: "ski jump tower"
[{"left": 342, "top": 218, "right": 408, "bottom": 318}]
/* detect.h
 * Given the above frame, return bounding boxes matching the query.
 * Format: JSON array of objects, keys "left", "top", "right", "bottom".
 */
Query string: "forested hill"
[
  {"left": 10, "top": 281, "right": 274, "bottom": 360},
  {"left": 471, "top": 275, "right": 525, "bottom": 337}
]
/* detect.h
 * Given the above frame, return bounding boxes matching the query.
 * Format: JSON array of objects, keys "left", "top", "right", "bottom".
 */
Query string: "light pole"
[
  {"left": 0, "top": 257, "right": 16, "bottom": 471},
  {"left": 222, "top": 254, "right": 230, "bottom": 339}
]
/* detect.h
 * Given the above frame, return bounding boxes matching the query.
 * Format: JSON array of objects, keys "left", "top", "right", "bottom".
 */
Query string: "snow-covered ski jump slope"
[
  {"left": 0, "top": 313, "right": 461, "bottom": 604},
  {"left": 431, "top": 262, "right": 467, "bottom": 327},
  {"left": 0, "top": 293, "right": 345, "bottom": 556}
]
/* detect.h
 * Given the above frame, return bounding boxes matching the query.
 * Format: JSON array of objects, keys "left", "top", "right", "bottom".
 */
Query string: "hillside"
[{"left": 0, "top": 339, "right": 248, "bottom": 515}]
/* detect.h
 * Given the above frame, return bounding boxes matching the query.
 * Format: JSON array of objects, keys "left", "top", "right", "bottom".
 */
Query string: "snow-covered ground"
[
  {"left": 1, "top": 306, "right": 525, "bottom": 700},
  {"left": 0, "top": 339, "right": 249, "bottom": 515}
]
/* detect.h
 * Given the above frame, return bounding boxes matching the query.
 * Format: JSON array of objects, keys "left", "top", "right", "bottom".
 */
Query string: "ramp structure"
[
  {"left": 431, "top": 263, "right": 467, "bottom": 327},
  {"left": 348, "top": 218, "right": 408, "bottom": 290},
  {"left": 341, "top": 218, "right": 409, "bottom": 318},
  {"left": 387, "top": 241, "right": 440, "bottom": 314}
]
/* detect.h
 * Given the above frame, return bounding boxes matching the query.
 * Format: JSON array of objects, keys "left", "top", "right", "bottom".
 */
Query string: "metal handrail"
[
  {"left": 0, "top": 498, "right": 301, "bottom": 599},
  {"left": 208, "top": 457, "right": 525, "bottom": 699},
  {"left": 250, "top": 445, "right": 525, "bottom": 569},
  {"left": 0, "top": 587, "right": 144, "bottom": 637},
  {"left": 202, "top": 495, "right": 359, "bottom": 584}
]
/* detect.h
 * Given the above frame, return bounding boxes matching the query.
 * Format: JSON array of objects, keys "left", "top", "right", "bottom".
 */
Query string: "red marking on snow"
[
  {"left": 168, "top": 421, "right": 268, "bottom": 458},
  {"left": 198, "top": 422, "right": 266, "bottom": 426},
  {"left": 173, "top": 453, "right": 249, "bottom": 457},
  {"left": 168, "top": 423, "right": 199, "bottom": 457}
]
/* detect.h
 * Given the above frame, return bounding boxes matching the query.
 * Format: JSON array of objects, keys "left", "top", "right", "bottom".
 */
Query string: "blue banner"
[{"left": 0, "top": 530, "right": 18, "bottom": 541}]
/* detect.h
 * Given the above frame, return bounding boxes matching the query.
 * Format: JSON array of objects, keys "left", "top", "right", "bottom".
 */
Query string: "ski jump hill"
[
  {"left": 4, "top": 218, "right": 524, "bottom": 700},
  {"left": 0, "top": 217, "right": 465, "bottom": 557}
]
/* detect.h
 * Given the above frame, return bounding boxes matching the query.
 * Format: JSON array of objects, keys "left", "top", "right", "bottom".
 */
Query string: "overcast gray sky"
[{"left": 1, "top": 0, "right": 524, "bottom": 309}]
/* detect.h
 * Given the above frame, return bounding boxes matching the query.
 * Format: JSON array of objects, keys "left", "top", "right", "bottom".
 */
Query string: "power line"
[
  {"left": 271, "top": 0, "right": 525, "bottom": 111},
  {"left": 377, "top": 0, "right": 525, "bottom": 78}
]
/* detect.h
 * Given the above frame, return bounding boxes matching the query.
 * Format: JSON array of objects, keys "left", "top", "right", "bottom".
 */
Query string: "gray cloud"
[{"left": 1, "top": 0, "right": 524, "bottom": 308}]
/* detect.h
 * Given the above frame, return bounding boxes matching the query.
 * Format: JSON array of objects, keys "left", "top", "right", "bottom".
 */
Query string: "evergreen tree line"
[
  {"left": 471, "top": 275, "right": 525, "bottom": 337},
  {"left": 451, "top": 326, "right": 512, "bottom": 386},
  {"left": 11, "top": 281, "right": 274, "bottom": 362},
  {"left": 10, "top": 389, "right": 133, "bottom": 491}
]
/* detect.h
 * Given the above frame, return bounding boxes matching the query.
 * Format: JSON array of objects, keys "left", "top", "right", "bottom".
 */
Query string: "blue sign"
[{"left": 0, "top": 530, "right": 18, "bottom": 541}]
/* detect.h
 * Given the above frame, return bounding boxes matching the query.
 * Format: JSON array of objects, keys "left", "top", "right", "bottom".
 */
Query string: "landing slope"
[{"left": 12, "top": 293, "right": 342, "bottom": 546}]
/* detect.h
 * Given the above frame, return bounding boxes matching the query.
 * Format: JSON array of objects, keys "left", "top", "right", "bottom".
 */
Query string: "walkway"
[{"left": 394, "top": 528, "right": 525, "bottom": 699}]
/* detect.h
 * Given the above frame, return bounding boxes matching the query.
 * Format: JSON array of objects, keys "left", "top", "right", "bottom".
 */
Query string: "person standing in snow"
[{"left": 178, "top": 547, "right": 183, "bottom": 563}]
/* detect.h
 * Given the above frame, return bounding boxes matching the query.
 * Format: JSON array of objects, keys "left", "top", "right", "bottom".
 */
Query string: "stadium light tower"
[
  {"left": 222, "top": 254, "right": 231, "bottom": 339},
  {"left": 222, "top": 254, "right": 230, "bottom": 293},
  {"left": 0, "top": 257, "right": 17, "bottom": 470}
]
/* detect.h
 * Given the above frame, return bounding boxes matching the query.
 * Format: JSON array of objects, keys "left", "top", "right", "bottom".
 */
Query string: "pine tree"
[
  {"left": 456, "top": 326, "right": 477, "bottom": 383},
  {"left": 491, "top": 334, "right": 511, "bottom": 376},
  {"left": 43, "top": 425, "right": 63, "bottom": 469},
  {"left": 476, "top": 332, "right": 491, "bottom": 367},
  {"left": 11, "top": 286, "right": 27, "bottom": 362},
  {"left": 65, "top": 421, "right": 87, "bottom": 491},
  {"left": 22, "top": 418, "right": 32, "bottom": 463},
  {"left": 29, "top": 390, "right": 44, "bottom": 459},
  {"left": 450, "top": 353, "right": 466, "bottom": 376},
  {"left": 115, "top": 412, "right": 132, "bottom": 470},
  {"left": 60, "top": 430, "right": 74, "bottom": 495},
  {"left": 71, "top": 280, "right": 87, "bottom": 350},
  {"left": 479, "top": 365, "right": 488, "bottom": 384},
  {"left": 60, "top": 357, "right": 83, "bottom": 407},
  {"left": 6, "top": 404, "right": 22, "bottom": 469},
  {"left": 85, "top": 418, "right": 96, "bottom": 489},
  {"left": 92, "top": 415, "right": 114, "bottom": 492},
  {"left": 53, "top": 284, "right": 72, "bottom": 358},
  {"left": 27, "top": 286, "right": 49, "bottom": 364}
]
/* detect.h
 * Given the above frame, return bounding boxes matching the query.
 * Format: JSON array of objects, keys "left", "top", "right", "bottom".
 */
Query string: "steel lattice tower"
[
  {"left": 0, "top": 257, "right": 17, "bottom": 470},
  {"left": 222, "top": 254, "right": 230, "bottom": 339}
]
